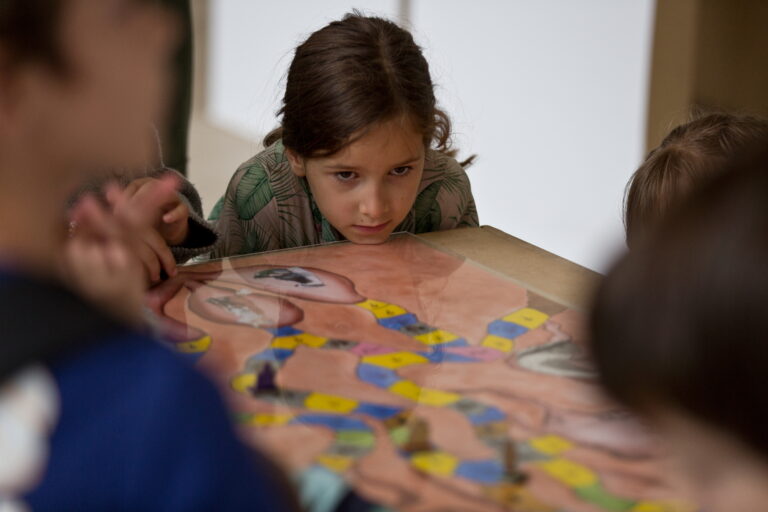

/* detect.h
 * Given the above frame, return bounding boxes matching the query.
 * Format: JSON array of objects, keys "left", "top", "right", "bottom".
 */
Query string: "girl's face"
[
  {"left": 656, "top": 410, "right": 768, "bottom": 512},
  {"left": 1, "top": 0, "right": 177, "bottom": 179},
  {"left": 288, "top": 117, "right": 425, "bottom": 245}
]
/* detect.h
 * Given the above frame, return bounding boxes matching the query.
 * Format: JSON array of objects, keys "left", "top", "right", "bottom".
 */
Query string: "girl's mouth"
[{"left": 351, "top": 221, "right": 391, "bottom": 234}]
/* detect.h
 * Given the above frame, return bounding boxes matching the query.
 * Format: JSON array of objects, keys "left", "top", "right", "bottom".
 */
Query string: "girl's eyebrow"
[
  {"left": 391, "top": 155, "right": 421, "bottom": 167},
  {"left": 324, "top": 155, "right": 421, "bottom": 170}
]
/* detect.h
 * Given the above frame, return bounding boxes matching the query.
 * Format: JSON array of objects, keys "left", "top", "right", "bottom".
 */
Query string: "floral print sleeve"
[
  {"left": 210, "top": 142, "right": 321, "bottom": 258},
  {"left": 399, "top": 150, "right": 479, "bottom": 234}
]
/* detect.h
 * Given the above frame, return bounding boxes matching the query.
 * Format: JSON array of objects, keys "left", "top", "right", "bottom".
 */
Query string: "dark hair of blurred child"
[
  {"left": 624, "top": 112, "right": 768, "bottom": 247},
  {"left": 592, "top": 138, "right": 768, "bottom": 511},
  {"left": 0, "top": 1, "right": 298, "bottom": 509}
]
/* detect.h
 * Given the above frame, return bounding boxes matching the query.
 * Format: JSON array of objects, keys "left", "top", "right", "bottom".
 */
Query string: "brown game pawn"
[
  {"left": 503, "top": 440, "right": 528, "bottom": 484},
  {"left": 402, "top": 418, "right": 432, "bottom": 453},
  {"left": 384, "top": 411, "right": 410, "bottom": 430}
]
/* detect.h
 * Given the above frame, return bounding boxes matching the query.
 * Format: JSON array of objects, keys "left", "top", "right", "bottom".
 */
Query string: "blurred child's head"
[
  {"left": 269, "top": 12, "right": 460, "bottom": 244},
  {"left": 592, "top": 140, "right": 768, "bottom": 511},
  {"left": 0, "top": 0, "right": 177, "bottom": 187},
  {"left": 624, "top": 113, "right": 768, "bottom": 247}
]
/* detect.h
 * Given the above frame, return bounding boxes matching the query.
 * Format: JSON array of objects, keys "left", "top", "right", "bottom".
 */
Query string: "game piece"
[
  {"left": 255, "top": 362, "right": 277, "bottom": 393},
  {"left": 503, "top": 440, "right": 527, "bottom": 484},
  {"left": 402, "top": 418, "right": 432, "bottom": 453}
]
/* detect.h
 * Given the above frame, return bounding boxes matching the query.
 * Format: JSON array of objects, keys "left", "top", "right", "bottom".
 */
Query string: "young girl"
[
  {"left": 624, "top": 112, "right": 768, "bottom": 247},
  {"left": 591, "top": 141, "right": 768, "bottom": 511},
  {"left": 211, "top": 13, "right": 478, "bottom": 257}
]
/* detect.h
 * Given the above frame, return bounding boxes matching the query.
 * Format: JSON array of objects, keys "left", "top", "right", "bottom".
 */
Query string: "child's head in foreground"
[
  {"left": 624, "top": 113, "right": 768, "bottom": 247},
  {"left": 0, "top": 0, "right": 176, "bottom": 191},
  {"left": 592, "top": 140, "right": 768, "bottom": 511},
  {"left": 270, "top": 12, "right": 467, "bottom": 245}
]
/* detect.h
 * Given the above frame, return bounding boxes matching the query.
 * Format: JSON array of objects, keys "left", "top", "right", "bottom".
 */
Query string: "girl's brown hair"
[
  {"left": 624, "top": 112, "right": 768, "bottom": 246},
  {"left": 265, "top": 12, "right": 473, "bottom": 166}
]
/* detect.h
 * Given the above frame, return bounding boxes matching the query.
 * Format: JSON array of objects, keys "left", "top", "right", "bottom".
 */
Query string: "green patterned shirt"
[{"left": 209, "top": 140, "right": 478, "bottom": 257}]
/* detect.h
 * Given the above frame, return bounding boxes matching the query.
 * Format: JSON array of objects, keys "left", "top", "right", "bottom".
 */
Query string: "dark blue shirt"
[{"left": 0, "top": 272, "right": 297, "bottom": 511}]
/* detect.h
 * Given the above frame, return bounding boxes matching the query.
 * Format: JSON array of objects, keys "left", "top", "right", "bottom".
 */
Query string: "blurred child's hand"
[
  {"left": 121, "top": 176, "right": 191, "bottom": 246},
  {"left": 65, "top": 196, "right": 145, "bottom": 325},
  {"left": 107, "top": 174, "right": 185, "bottom": 284}
]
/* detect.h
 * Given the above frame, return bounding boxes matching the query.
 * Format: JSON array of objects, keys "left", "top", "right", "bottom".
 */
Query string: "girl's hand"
[{"left": 107, "top": 175, "right": 184, "bottom": 284}]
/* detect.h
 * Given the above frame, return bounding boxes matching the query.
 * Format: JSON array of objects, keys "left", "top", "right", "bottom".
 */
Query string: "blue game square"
[
  {"left": 468, "top": 407, "right": 507, "bottom": 425},
  {"left": 292, "top": 414, "right": 370, "bottom": 431},
  {"left": 354, "top": 403, "right": 403, "bottom": 420},
  {"left": 378, "top": 313, "right": 419, "bottom": 330},
  {"left": 357, "top": 363, "right": 400, "bottom": 388},
  {"left": 487, "top": 320, "right": 528, "bottom": 339},
  {"left": 455, "top": 460, "right": 506, "bottom": 483}
]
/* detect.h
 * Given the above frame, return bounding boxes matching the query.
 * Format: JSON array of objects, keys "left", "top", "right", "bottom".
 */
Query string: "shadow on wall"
[{"left": 188, "top": 117, "right": 257, "bottom": 217}]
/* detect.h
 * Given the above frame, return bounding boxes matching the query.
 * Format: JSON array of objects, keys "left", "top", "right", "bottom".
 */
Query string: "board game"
[{"left": 149, "top": 234, "right": 695, "bottom": 512}]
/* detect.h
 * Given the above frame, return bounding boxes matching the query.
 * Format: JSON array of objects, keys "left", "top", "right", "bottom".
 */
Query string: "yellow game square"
[
  {"left": 361, "top": 351, "right": 429, "bottom": 369},
  {"left": 417, "top": 387, "right": 462, "bottom": 406},
  {"left": 271, "top": 337, "right": 300, "bottom": 349},
  {"left": 529, "top": 435, "right": 573, "bottom": 455},
  {"left": 247, "top": 413, "right": 294, "bottom": 427},
  {"left": 231, "top": 373, "right": 255, "bottom": 393},
  {"left": 539, "top": 458, "right": 597, "bottom": 488},
  {"left": 631, "top": 503, "right": 694, "bottom": 512},
  {"left": 371, "top": 305, "right": 407, "bottom": 319},
  {"left": 272, "top": 333, "right": 327, "bottom": 349},
  {"left": 316, "top": 454, "right": 354, "bottom": 473},
  {"left": 481, "top": 335, "right": 515, "bottom": 353},
  {"left": 294, "top": 333, "right": 328, "bottom": 348},
  {"left": 175, "top": 335, "right": 212, "bottom": 354},
  {"left": 411, "top": 451, "right": 459, "bottom": 477},
  {"left": 414, "top": 329, "right": 459, "bottom": 346},
  {"left": 304, "top": 392, "right": 359, "bottom": 414},
  {"left": 388, "top": 380, "right": 423, "bottom": 401},
  {"left": 503, "top": 308, "right": 549, "bottom": 329},
  {"left": 356, "top": 299, "right": 390, "bottom": 311},
  {"left": 389, "top": 381, "right": 461, "bottom": 406}
]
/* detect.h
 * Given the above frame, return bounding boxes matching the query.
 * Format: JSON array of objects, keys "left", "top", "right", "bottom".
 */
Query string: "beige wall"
[
  {"left": 647, "top": 0, "right": 768, "bottom": 150},
  {"left": 187, "top": 0, "right": 255, "bottom": 215},
  {"left": 189, "top": 1, "right": 768, "bottom": 217}
]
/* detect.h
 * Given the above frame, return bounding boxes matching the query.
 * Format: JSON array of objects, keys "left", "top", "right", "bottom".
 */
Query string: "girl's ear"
[{"left": 285, "top": 148, "right": 307, "bottom": 177}]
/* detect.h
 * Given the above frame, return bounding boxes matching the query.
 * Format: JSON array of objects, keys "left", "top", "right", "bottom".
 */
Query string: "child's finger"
[
  {"left": 121, "top": 178, "right": 153, "bottom": 200},
  {"left": 66, "top": 241, "right": 107, "bottom": 285},
  {"left": 140, "top": 227, "right": 178, "bottom": 278},
  {"left": 103, "top": 241, "right": 130, "bottom": 272},
  {"left": 162, "top": 201, "right": 188, "bottom": 224},
  {"left": 70, "top": 195, "right": 103, "bottom": 226},
  {"left": 136, "top": 240, "right": 162, "bottom": 284},
  {"left": 70, "top": 195, "right": 119, "bottom": 241},
  {"left": 104, "top": 183, "right": 126, "bottom": 209},
  {"left": 122, "top": 175, "right": 181, "bottom": 228}
]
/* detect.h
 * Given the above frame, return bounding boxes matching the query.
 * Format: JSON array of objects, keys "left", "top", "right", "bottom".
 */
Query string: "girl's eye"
[
  {"left": 335, "top": 171, "right": 357, "bottom": 182},
  {"left": 391, "top": 166, "right": 412, "bottom": 177}
]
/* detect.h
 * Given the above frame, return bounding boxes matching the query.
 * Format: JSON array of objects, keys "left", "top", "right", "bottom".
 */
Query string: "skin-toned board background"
[{"left": 154, "top": 233, "right": 694, "bottom": 512}]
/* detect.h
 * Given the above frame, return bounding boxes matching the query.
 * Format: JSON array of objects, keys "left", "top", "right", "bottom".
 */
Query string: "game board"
[{"left": 149, "top": 234, "right": 695, "bottom": 512}]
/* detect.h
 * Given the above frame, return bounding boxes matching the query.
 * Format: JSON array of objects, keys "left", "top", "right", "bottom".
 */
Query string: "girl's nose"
[{"left": 359, "top": 185, "right": 389, "bottom": 220}]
